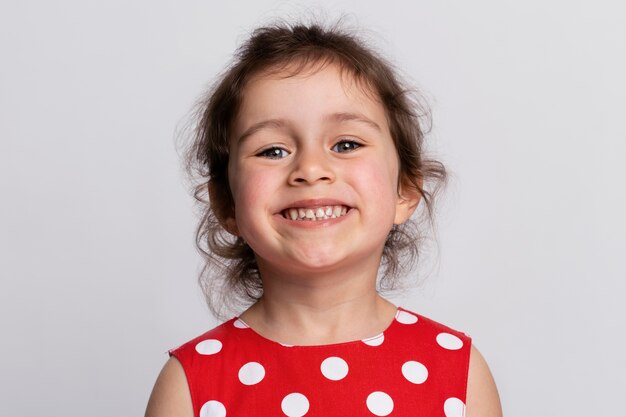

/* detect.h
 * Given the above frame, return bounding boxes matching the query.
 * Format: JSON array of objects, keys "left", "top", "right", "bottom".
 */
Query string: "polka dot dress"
[{"left": 169, "top": 308, "right": 470, "bottom": 417}]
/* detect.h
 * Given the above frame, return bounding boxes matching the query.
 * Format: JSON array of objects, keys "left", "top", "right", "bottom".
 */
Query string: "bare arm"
[
  {"left": 145, "top": 357, "right": 194, "bottom": 417},
  {"left": 466, "top": 345, "right": 502, "bottom": 417}
]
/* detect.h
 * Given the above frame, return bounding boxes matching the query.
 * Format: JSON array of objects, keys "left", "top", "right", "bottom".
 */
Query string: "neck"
[{"left": 238, "top": 259, "right": 398, "bottom": 345}]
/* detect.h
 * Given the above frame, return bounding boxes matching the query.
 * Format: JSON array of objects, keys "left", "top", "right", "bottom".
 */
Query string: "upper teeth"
[{"left": 284, "top": 205, "right": 348, "bottom": 221}]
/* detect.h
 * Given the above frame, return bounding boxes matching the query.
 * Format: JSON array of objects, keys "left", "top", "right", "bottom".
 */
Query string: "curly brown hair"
[{"left": 183, "top": 21, "right": 446, "bottom": 319}]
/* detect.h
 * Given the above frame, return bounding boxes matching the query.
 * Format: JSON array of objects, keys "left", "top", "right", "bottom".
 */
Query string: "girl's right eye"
[{"left": 256, "top": 147, "right": 289, "bottom": 159}]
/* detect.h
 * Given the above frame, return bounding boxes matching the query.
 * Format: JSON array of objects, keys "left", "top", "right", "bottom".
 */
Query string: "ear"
[
  {"left": 393, "top": 178, "right": 422, "bottom": 225},
  {"left": 208, "top": 181, "right": 240, "bottom": 236}
]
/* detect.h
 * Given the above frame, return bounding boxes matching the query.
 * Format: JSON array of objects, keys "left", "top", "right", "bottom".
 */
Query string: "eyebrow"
[
  {"left": 237, "top": 119, "right": 288, "bottom": 144},
  {"left": 325, "top": 112, "right": 381, "bottom": 132},
  {"left": 236, "top": 112, "right": 381, "bottom": 144}
]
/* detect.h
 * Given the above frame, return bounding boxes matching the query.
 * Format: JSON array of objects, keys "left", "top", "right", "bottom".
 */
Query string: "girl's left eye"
[
  {"left": 257, "top": 147, "right": 289, "bottom": 159},
  {"left": 332, "top": 140, "right": 361, "bottom": 153}
]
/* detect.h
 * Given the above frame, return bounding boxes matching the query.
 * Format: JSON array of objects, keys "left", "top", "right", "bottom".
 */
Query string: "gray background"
[{"left": 1, "top": 1, "right": 624, "bottom": 416}]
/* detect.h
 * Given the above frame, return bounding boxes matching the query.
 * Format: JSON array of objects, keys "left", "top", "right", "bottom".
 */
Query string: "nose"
[{"left": 287, "top": 146, "right": 335, "bottom": 185}]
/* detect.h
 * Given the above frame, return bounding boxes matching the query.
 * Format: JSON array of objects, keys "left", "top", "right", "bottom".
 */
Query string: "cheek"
[
  {"left": 359, "top": 155, "right": 401, "bottom": 223},
  {"left": 229, "top": 164, "right": 278, "bottom": 219},
  {"left": 356, "top": 157, "right": 399, "bottom": 198}
]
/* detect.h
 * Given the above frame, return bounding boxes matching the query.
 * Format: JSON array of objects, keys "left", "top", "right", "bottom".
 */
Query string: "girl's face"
[{"left": 227, "top": 63, "right": 418, "bottom": 277}]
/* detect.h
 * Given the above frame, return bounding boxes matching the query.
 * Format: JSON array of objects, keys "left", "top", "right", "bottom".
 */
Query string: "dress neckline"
[{"left": 233, "top": 306, "right": 411, "bottom": 348}]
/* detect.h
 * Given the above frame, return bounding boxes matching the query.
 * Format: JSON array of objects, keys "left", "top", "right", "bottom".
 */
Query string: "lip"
[
  {"left": 274, "top": 208, "right": 354, "bottom": 228},
  {"left": 274, "top": 198, "right": 354, "bottom": 227}
]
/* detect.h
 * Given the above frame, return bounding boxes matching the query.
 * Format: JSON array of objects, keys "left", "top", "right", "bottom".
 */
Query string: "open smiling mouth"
[{"left": 282, "top": 205, "right": 349, "bottom": 221}]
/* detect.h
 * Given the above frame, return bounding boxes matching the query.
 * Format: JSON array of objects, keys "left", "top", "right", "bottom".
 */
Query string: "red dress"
[{"left": 170, "top": 307, "right": 470, "bottom": 417}]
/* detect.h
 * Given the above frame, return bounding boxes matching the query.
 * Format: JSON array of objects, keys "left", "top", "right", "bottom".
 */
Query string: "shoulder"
[
  {"left": 466, "top": 345, "right": 503, "bottom": 417},
  {"left": 169, "top": 318, "right": 239, "bottom": 360},
  {"left": 399, "top": 308, "right": 502, "bottom": 416},
  {"left": 397, "top": 308, "right": 471, "bottom": 349},
  {"left": 145, "top": 319, "right": 238, "bottom": 417},
  {"left": 145, "top": 357, "right": 193, "bottom": 417}
]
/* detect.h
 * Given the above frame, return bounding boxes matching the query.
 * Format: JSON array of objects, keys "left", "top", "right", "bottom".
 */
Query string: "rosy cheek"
[
  {"left": 356, "top": 160, "right": 397, "bottom": 196},
  {"left": 232, "top": 168, "right": 271, "bottom": 206}
]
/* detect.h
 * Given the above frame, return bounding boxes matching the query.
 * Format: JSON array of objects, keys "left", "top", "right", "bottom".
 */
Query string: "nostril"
[
  {"left": 292, "top": 176, "right": 331, "bottom": 183},
  {"left": 289, "top": 171, "right": 334, "bottom": 184}
]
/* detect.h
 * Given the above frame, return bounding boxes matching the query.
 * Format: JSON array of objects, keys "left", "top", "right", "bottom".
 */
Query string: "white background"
[{"left": 1, "top": 1, "right": 624, "bottom": 416}]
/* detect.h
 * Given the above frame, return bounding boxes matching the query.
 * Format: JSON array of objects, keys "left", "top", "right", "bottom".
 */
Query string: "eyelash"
[
  {"left": 255, "top": 139, "right": 362, "bottom": 159},
  {"left": 256, "top": 147, "right": 289, "bottom": 159},
  {"left": 332, "top": 139, "right": 361, "bottom": 153}
]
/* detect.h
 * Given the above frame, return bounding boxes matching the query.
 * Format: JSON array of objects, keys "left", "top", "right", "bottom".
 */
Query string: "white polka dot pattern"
[
  {"left": 199, "top": 400, "right": 226, "bottom": 417},
  {"left": 320, "top": 356, "right": 349, "bottom": 380},
  {"left": 401, "top": 361, "right": 428, "bottom": 384},
  {"left": 176, "top": 308, "right": 470, "bottom": 416},
  {"left": 395, "top": 310, "right": 418, "bottom": 324},
  {"left": 366, "top": 391, "right": 394, "bottom": 416},
  {"left": 281, "top": 393, "right": 310, "bottom": 417},
  {"left": 361, "top": 333, "right": 384, "bottom": 346},
  {"left": 444, "top": 397, "right": 465, "bottom": 417},
  {"left": 234, "top": 319, "right": 249, "bottom": 329},
  {"left": 437, "top": 333, "right": 464, "bottom": 350},
  {"left": 238, "top": 362, "right": 265, "bottom": 385},
  {"left": 195, "top": 339, "right": 222, "bottom": 355}
]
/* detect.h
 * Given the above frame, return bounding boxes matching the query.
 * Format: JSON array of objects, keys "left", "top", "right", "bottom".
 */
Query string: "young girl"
[{"left": 146, "top": 22, "right": 501, "bottom": 417}]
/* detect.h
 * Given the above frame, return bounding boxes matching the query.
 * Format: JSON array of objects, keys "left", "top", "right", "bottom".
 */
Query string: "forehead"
[
  {"left": 233, "top": 62, "right": 388, "bottom": 135},
  {"left": 248, "top": 60, "right": 378, "bottom": 97}
]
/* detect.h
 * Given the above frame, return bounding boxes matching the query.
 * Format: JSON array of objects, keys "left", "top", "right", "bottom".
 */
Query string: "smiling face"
[{"left": 226, "top": 63, "right": 418, "bottom": 278}]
